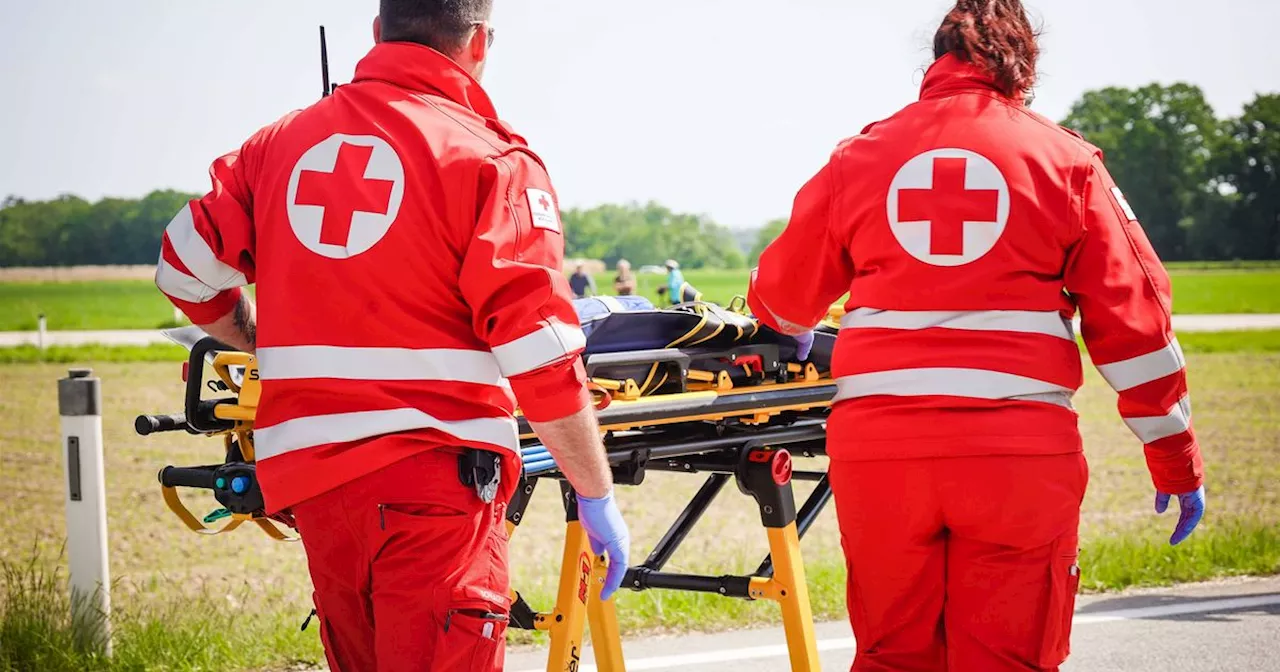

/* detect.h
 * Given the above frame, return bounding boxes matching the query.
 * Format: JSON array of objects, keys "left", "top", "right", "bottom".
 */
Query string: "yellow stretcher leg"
[
  {"left": 542, "top": 519, "right": 593, "bottom": 672},
  {"left": 767, "top": 524, "right": 820, "bottom": 671},
  {"left": 587, "top": 555, "right": 626, "bottom": 671}
]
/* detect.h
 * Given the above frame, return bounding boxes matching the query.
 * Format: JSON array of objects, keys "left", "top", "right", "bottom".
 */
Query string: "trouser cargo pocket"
[
  {"left": 1038, "top": 543, "right": 1081, "bottom": 669},
  {"left": 430, "top": 602, "right": 509, "bottom": 672}
]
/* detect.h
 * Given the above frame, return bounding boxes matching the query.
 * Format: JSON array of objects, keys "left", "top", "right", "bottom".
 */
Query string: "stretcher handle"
[
  {"left": 158, "top": 465, "right": 217, "bottom": 490},
  {"left": 135, "top": 413, "right": 189, "bottom": 436}
]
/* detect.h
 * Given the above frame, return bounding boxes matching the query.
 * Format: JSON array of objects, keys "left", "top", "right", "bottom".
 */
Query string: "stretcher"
[{"left": 135, "top": 298, "right": 841, "bottom": 671}]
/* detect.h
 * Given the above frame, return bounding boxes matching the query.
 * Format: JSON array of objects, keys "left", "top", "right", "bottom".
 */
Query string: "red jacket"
[
  {"left": 156, "top": 43, "right": 590, "bottom": 511},
  {"left": 750, "top": 55, "right": 1203, "bottom": 494}
]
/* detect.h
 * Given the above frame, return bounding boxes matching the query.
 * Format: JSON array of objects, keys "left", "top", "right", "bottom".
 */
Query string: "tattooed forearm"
[
  {"left": 232, "top": 294, "right": 257, "bottom": 351},
  {"left": 198, "top": 294, "right": 258, "bottom": 354}
]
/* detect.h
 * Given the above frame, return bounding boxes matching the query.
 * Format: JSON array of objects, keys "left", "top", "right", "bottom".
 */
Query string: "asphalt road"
[
  {"left": 2, "top": 314, "right": 1279, "bottom": 347},
  {"left": 506, "top": 576, "right": 1280, "bottom": 672}
]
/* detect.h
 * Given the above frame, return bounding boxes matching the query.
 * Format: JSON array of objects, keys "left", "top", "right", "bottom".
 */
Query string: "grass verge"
[
  {"left": 0, "top": 549, "right": 322, "bottom": 672},
  {"left": 3, "top": 266, "right": 1277, "bottom": 332},
  {"left": 1, "top": 348, "right": 1275, "bottom": 669},
  {"left": 0, "top": 343, "right": 188, "bottom": 364},
  {"left": 2, "top": 330, "right": 1277, "bottom": 365}
]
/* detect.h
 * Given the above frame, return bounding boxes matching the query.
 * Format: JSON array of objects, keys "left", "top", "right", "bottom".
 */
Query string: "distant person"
[
  {"left": 664, "top": 259, "right": 686, "bottom": 305},
  {"left": 613, "top": 259, "right": 637, "bottom": 295},
  {"left": 150, "top": 1, "right": 629, "bottom": 668},
  {"left": 569, "top": 262, "right": 597, "bottom": 298},
  {"left": 750, "top": 1, "right": 1205, "bottom": 670}
]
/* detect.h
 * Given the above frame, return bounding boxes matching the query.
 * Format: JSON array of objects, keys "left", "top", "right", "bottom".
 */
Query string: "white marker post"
[
  {"left": 58, "top": 368, "right": 112, "bottom": 656},
  {"left": 37, "top": 313, "right": 47, "bottom": 351}
]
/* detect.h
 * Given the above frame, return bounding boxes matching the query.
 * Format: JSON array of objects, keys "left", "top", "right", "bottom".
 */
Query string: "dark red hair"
[{"left": 933, "top": 0, "right": 1040, "bottom": 98}]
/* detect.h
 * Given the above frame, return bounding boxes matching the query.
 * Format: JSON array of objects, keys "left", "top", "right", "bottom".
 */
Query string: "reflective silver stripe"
[
  {"left": 833, "top": 368, "right": 1074, "bottom": 409},
  {"left": 256, "top": 345, "right": 504, "bottom": 385},
  {"left": 1096, "top": 339, "right": 1185, "bottom": 392},
  {"left": 254, "top": 409, "right": 518, "bottom": 460},
  {"left": 155, "top": 256, "right": 219, "bottom": 303},
  {"left": 840, "top": 308, "right": 1074, "bottom": 340},
  {"left": 492, "top": 319, "right": 586, "bottom": 377},
  {"left": 749, "top": 268, "right": 811, "bottom": 336},
  {"left": 165, "top": 204, "right": 248, "bottom": 291},
  {"left": 1124, "top": 395, "right": 1192, "bottom": 444}
]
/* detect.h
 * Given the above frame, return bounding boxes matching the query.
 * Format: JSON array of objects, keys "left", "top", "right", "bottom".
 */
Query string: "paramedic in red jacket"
[
  {"left": 153, "top": 2, "right": 630, "bottom": 670},
  {"left": 750, "top": 1, "right": 1206, "bottom": 670}
]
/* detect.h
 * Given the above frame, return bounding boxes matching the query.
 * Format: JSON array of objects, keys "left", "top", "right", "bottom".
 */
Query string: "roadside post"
[
  {"left": 38, "top": 313, "right": 47, "bottom": 351},
  {"left": 58, "top": 368, "right": 112, "bottom": 656}
]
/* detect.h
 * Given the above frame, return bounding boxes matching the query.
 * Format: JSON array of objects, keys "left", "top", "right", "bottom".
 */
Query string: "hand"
[
  {"left": 577, "top": 489, "right": 631, "bottom": 601},
  {"left": 793, "top": 330, "right": 815, "bottom": 361},
  {"left": 1155, "top": 486, "right": 1206, "bottom": 546}
]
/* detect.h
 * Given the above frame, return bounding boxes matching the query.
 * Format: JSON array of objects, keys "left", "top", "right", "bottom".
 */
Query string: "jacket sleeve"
[
  {"left": 459, "top": 152, "right": 590, "bottom": 422},
  {"left": 1065, "top": 154, "right": 1204, "bottom": 494},
  {"left": 748, "top": 158, "right": 854, "bottom": 334},
  {"left": 154, "top": 144, "right": 262, "bottom": 324}
]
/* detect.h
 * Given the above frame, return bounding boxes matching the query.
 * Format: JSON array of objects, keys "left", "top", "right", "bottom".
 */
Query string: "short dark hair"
[{"left": 379, "top": 0, "right": 493, "bottom": 54}]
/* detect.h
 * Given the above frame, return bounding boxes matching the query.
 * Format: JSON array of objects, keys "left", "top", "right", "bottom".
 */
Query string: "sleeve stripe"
[
  {"left": 155, "top": 256, "right": 220, "bottom": 303},
  {"left": 1096, "top": 338, "right": 1186, "bottom": 392},
  {"left": 841, "top": 308, "right": 1075, "bottom": 340},
  {"left": 492, "top": 319, "right": 586, "bottom": 377},
  {"left": 749, "top": 268, "right": 811, "bottom": 336},
  {"left": 165, "top": 203, "right": 248, "bottom": 291},
  {"left": 1123, "top": 395, "right": 1192, "bottom": 444}
]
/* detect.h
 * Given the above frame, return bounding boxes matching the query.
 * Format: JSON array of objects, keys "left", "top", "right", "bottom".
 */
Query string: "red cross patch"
[
  {"left": 886, "top": 149, "right": 1009, "bottom": 267},
  {"left": 286, "top": 134, "right": 405, "bottom": 259},
  {"left": 526, "top": 188, "right": 561, "bottom": 234}
]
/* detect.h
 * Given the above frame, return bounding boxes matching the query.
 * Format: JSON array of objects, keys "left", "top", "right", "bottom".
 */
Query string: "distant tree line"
[
  {"left": 0, "top": 191, "right": 196, "bottom": 267},
  {"left": 2, "top": 86, "right": 1275, "bottom": 268},
  {"left": 0, "top": 194, "right": 744, "bottom": 270}
]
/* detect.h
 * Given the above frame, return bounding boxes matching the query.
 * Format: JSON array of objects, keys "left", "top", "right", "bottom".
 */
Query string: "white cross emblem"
[
  {"left": 285, "top": 134, "right": 406, "bottom": 260},
  {"left": 886, "top": 148, "right": 1011, "bottom": 267}
]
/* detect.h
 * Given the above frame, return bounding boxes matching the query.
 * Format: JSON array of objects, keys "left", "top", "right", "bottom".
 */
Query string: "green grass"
[
  {"left": 0, "top": 350, "right": 1276, "bottom": 669},
  {"left": 1165, "top": 260, "right": 1280, "bottom": 271},
  {"left": 1168, "top": 270, "right": 1280, "bottom": 314},
  {"left": 1, "top": 266, "right": 1277, "bottom": 332},
  {"left": 0, "top": 281, "right": 183, "bottom": 331},
  {"left": 1, "top": 549, "right": 321, "bottom": 672},
  {"left": 0, "top": 343, "right": 189, "bottom": 364},
  {"left": 1080, "top": 518, "right": 1280, "bottom": 592},
  {"left": 3, "top": 330, "right": 1277, "bottom": 365},
  {"left": 1177, "top": 329, "right": 1280, "bottom": 353}
]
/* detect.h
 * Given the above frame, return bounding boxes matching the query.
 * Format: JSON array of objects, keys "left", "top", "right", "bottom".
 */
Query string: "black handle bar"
[{"left": 134, "top": 413, "right": 189, "bottom": 436}]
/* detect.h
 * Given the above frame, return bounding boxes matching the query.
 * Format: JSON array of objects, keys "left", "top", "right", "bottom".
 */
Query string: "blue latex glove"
[
  {"left": 793, "top": 330, "right": 815, "bottom": 361},
  {"left": 1155, "top": 486, "right": 1206, "bottom": 546},
  {"left": 577, "top": 490, "right": 631, "bottom": 601}
]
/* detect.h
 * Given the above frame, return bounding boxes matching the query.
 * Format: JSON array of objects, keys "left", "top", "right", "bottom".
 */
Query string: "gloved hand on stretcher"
[
  {"left": 578, "top": 490, "right": 631, "bottom": 601},
  {"left": 793, "top": 330, "right": 815, "bottom": 361},
  {"left": 1156, "top": 486, "right": 1206, "bottom": 546}
]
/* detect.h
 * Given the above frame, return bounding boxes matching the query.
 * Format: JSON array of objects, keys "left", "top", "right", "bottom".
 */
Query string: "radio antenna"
[{"left": 320, "top": 26, "right": 332, "bottom": 98}]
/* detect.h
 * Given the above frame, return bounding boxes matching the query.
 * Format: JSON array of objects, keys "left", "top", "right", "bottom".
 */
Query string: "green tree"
[
  {"left": 1213, "top": 93, "right": 1280, "bottom": 259},
  {"left": 749, "top": 218, "right": 787, "bottom": 265},
  {"left": 1062, "top": 84, "right": 1220, "bottom": 260}
]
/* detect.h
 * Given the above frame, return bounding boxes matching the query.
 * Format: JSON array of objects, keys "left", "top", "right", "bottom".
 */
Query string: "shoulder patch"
[
  {"left": 1110, "top": 187, "right": 1138, "bottom": 221},
  {"left": 526, "top": 188, "right": 561, "bottom": 234}
]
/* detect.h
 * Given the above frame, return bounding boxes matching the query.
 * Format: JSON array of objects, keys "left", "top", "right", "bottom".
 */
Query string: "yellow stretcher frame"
[{"left": 149, "top": 338, "right": 832, "bottom": 671}]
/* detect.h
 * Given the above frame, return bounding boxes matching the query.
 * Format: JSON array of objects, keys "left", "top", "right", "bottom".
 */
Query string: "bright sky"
[{"left": 1, "top": 1, "right": 1276, "bottom": 229}]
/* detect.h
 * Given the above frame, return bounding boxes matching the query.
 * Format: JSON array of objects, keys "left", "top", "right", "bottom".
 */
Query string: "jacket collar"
[
  {"left": 353, "top": 42, "right": 500, "bottom": 119},
  {"left": 919, "top": 53, "right": 1023, "bottom": 103}
]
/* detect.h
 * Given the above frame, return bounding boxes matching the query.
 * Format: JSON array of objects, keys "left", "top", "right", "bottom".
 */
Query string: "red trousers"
[
  {"left": 292, "top": 448, "right": 510, "bottom": 672},
  {"left": 829, "top": 453, "right": 1087, "bottom": 672}
]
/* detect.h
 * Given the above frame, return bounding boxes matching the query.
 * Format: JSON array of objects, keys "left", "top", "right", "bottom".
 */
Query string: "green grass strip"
[
  {"left": 0, "top": 343, "right": 188, "bottom": 364},
  {"left": 2, "top": 330, "right": 1277, "bottom": 365}
]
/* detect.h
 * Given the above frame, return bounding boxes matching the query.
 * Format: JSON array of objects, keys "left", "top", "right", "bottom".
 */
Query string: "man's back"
[{"left": 159, "top": 41, "right": 584, "bottom": 512}]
